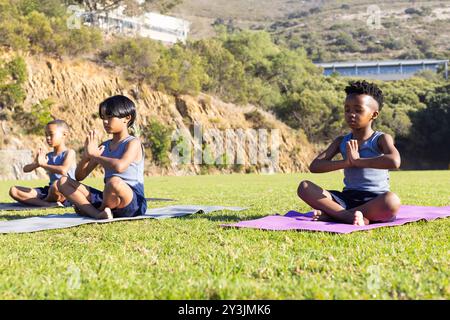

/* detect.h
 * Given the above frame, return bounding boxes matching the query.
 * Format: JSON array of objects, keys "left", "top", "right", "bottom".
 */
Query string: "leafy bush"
[
  {"left": 14, "top": 99, "right": 54, "bottom": 135},
  {"left": 0, "top": 56, "right": 27, "bottom": 112},
  {"left": 407, "top": 84, "right": 450, "bottom": 166},
  {"left": 193, "top": 38, "right": 248, "bottom": 103},
  {"left": 152, "top": 44, "right": 209, "bottom": 95},
  {"left": 105, "top": 37, "right": 164, "bottom": 82},
  {"left": 335, "top": 32, "right": 360, "bottom": 52},
  {"left": 0, "top": 1, "right": 102, "bottom": 56},
  {"left": 142, "top": 120, "right": 172, "bottom": 166},
  {"left": 383, "top": 37, "right": 406, "bottom": 50}
]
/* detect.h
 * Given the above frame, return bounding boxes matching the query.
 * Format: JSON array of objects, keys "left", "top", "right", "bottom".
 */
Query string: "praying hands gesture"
[
  {"left": 35, "top": 148, "right": 47, "bottom": 167},
  {"left": 84, "top": 130, "right": 105, "bottom": 159},
  {"left": 346, "top": 139, "right": 360, "bottom": 167}
]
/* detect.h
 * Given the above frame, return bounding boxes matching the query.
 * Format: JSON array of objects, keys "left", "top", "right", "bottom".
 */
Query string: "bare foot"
[
  {"left": 312, "top": 210, "right": 335, "bottom": 222},
  {"left": 97, "top": 207, "right": 113, "bottom": 220},
  {"left": 353, "top": 211, "right": 369, "bottom": 226}
]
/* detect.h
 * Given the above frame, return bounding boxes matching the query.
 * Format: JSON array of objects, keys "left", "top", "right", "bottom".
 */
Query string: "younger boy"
[{"left": 9, "top": 120, "right": 76, "bottom": 207}]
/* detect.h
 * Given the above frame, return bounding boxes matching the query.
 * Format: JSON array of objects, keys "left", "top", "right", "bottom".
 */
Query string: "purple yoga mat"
[{"left": 222, "top": 205, "right": 450, "bottom": 234}]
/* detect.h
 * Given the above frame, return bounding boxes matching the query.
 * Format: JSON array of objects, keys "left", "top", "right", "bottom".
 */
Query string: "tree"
[
  {"left": 0, "top": 56, "right": 27, "bottom": 112},
  {"left": 192, "top": 39, "right": 248, "bottom": 103},
  {"left": 223, "top": 31, "right": 280, "bottom": 75},
  {"left": 19, "top": 0, "right": 67, "bottom": 17},
  {"left": 142, "top": 119, "right": 172, "bottom": 166},
  {"left": 105, "top": 37, "right": 164, "bottom": 82},
  {"left": 335, "top": 32, "right": 360, "bottom": 52},
  {"left": 152, "top": 44, "right": 209, "bottom": 95},
  {"left": 408, "top": 84, "right": 450, "bottom": 165},
  {"left": 0, "top": 56, "right": 27, "bottom": 147},
  {"left": 276, "top": 89, "right": 340, "bottom": 141}
]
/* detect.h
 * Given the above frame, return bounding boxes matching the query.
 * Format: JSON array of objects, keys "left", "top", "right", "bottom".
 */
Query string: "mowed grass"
[{"left": 0, "top": 171, "right": 448, "bottom": 299}]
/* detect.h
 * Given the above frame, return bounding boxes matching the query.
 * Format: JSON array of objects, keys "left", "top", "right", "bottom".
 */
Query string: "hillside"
[
  {"left": 169, "top": 0, "right": 450, "bottom": 61},
  {"left": 0, "top": 0, "right": 448, "bottom": 181},
  {"left": 0, "top": 53, "right": 315, "bottom": 179}
]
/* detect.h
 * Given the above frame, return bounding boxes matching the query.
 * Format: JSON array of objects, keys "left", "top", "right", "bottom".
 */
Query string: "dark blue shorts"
[
  {"left": 34, "top": 185, "right": 72, "bottom": 206},
  {"left": 34, "top": 186, "right": 50, "bottom": 200},
  {"left": 88, "top": 184, "right": 147, "bottom": 218},
  {"left": 328, "top": 189, "right": 384, "bottom": 210}
]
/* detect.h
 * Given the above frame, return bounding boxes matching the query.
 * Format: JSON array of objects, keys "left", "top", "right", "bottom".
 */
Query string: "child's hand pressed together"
[
  {"left": 346, "top": 139, "right": 360, "bottom": 167},
  {"left": 84, "top": 130, "right": 105, "bottom": 159},
  {"left": 297, "top": 80, "right": 401, "bottom": 226},
  {"left": 35, "top": 148, "right": 47, "bottom": 167}
]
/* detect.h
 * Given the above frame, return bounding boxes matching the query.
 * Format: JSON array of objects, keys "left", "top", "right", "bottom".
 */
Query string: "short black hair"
[
  {"left": 46, "top": 119, "right": 70, "bottom": 132},
  {"left": 99, "top": 95, "right": 136, "bottom": 127},
  {"left": 345, "top": 80, "right": 384, "bottom": 110}
]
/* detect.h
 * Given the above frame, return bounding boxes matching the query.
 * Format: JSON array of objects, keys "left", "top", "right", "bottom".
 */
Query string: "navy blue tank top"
[{"left": 339, "top": 131, "right": 390, "bottom": 193}]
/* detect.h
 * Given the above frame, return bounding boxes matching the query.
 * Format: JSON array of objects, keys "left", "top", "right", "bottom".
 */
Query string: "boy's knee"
[
  {"left": 9, "top": 186, "right": 17, "bottom": 198},
  {"left": 377, "top": 192, "right": 401, "bottom": 222},
  {"left": 106, "top": 176, "right": 125, "bottom": 191},
  {"left": 297, "top": 180, "right": 312, "bottom": 198},
  {"left": 57, "top": 176, "right": 74, "bottom": 195},
  {"left": 57, "top": 176, "right": 68, "bottom": 189},
  {"left": 385, "top": 192, "right": 401, "bottom": 213}
]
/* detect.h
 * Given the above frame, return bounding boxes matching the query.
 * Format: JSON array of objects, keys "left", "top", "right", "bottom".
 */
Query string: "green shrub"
[
  {"left": 0, "top": 56, "right": 27, "bottom": 112},
  {"left": 142, "top": 120, "right": 172, "bottom": 166},
  {"left": 152, "top": 44, "right": 209, "bottom": 95},
  {"left": 335, "top": 32, "right": 360, "bottom": 52},
  {"left": 105, "top": 37, "right": 164, "bottom": 82},
  {"left": 14, "top": 99, "right": 54, "bottom": 135},
  {"left": 0, "top": 1, "right": 102, "bottom": 56},
  {"left": 193, "top": 38, "right": 248, "bottom": 104},
  {"left": 407, "top": 84, "right": 450, "bottom": 165}
]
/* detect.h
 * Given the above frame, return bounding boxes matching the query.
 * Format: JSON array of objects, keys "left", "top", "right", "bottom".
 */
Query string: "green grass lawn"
[{"left": 0, "top": 171, "right": 448, "bottom": 299}]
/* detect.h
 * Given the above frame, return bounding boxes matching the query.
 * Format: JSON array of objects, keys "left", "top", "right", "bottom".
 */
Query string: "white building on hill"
[{"left": 81, "top": 6, "right": 190, "bottom": 44}]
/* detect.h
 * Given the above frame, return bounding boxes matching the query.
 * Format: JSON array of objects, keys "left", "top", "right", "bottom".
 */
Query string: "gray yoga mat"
[
  {"left": 0, "top": 198, "right": 175, "bottom": 211},
  {"left": 0, "top": 205, "right": 246, "bottom": 234}
]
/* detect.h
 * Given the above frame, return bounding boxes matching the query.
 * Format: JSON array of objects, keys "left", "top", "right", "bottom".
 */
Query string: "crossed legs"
[
  {"left": 57, "top": 176, "right": 134, "bottom": 219},
  {"left": 297, "top": 180, "right": 401, "bottom": 226},
  {"left": 9, "top": 183, "right": 65, "bottom": 207}
]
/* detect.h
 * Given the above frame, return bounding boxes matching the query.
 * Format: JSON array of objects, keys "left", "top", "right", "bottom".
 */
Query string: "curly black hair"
[{"left": 345, "top": 80, "right": 384, "bottom": 110}]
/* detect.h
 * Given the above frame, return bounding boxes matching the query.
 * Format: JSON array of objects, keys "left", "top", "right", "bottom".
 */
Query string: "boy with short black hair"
[
  {"left": 297, "top": 80, "right": 401, "bottom": 226},
  {"left": 58, "top": 95, "right": 147, "bottom": 220}
]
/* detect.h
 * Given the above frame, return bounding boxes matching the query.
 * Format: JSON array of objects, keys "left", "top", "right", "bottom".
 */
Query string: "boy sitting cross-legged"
[
  {"left": 297, "top": 80, "right": 401, "bottom": 226},
  {"left": 9, "top": 120, "right": 76, "bottom": 207},
  {"left": 57, "top": 95, "right": 147, "bottom": 220}
]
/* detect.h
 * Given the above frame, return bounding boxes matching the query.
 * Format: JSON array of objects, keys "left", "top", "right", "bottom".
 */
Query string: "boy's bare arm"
[
  {"left": 75, "top": 154, "right": 98, "bottom": 181},
  {"left": 23, "top": 162, "right": 39, "bottom": 172},
  {"left": 39, "top": 149, "right": 76, "bottom": 176},
  {"left": 309, "top": 136, "right": 348, "bottom": 173},
  {"left": 352, "top": 134, "right": 401, "bottom": 169}
]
